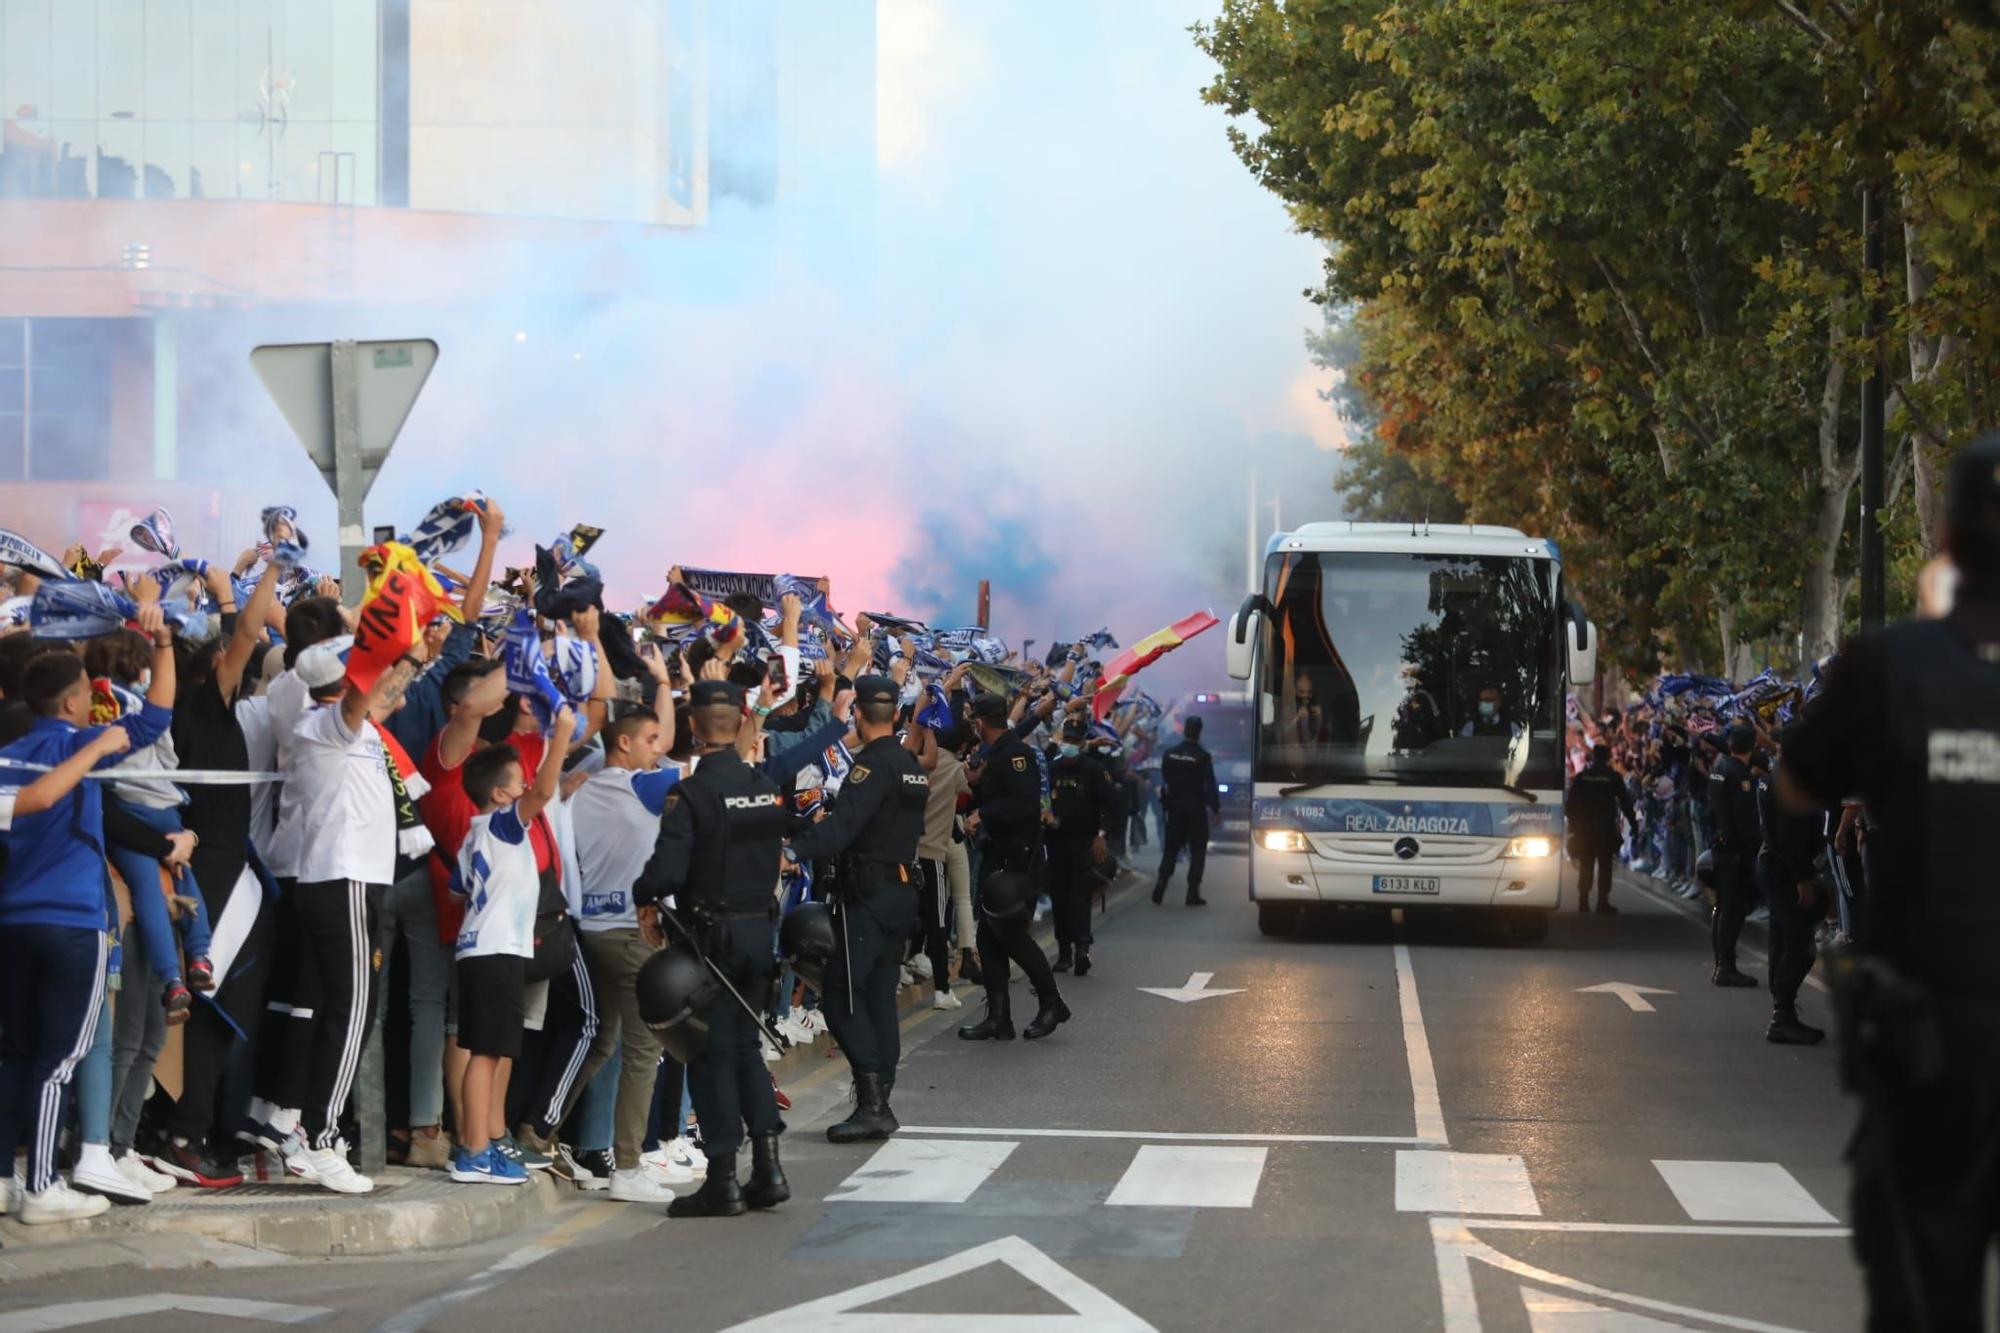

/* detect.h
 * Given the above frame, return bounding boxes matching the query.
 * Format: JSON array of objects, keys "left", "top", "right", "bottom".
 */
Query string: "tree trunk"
[
  {"left": 1800, "top": 336, "right": 1855, "bottom": 662},
  {"left": 1903, "top": 216, "right": 1958, "bottom": 554},
  {"left": 1716, "top": 601, "right": 1737, "bottom": 684}
]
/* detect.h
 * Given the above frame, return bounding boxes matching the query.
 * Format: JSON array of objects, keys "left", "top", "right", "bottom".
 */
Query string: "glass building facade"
[{"left": 0, "top": 0, "right": 380, "bottom": 206}]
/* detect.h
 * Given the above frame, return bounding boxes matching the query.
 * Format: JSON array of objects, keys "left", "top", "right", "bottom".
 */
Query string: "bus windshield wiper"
[
  {"left": 1500, "top": 783, "right": 1540, "bottom": 803},
  {"left": 1278, "top": 777, "right": 1403, "bottom": 798}
]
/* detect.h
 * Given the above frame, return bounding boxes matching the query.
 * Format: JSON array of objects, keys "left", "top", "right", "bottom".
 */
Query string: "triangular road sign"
[
  {"left": 722, "top": 1235, "right": 1157, "bottom": 1331},
  {"left": 250, "top": 339, "right": 437, "bottom": 499}
]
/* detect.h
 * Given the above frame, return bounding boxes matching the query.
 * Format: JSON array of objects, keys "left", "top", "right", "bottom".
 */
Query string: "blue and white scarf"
[
  {"left": 402, "top": 492, "right": 493, "bottom": 566},
  {"left": 31, "top": 579, "right": 141, "bottom": 639},
  {"left": 0, "top": 529, "right": 70, "bottom": 582},
  {"left": 501, "top": 609, "right": 569, "bottom": 732}
]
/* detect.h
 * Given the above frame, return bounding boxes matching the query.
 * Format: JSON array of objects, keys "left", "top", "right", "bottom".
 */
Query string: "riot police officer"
[
  {"left": 1705, "top": 725, "right": 1762, "bottom": 987},
  {"left": 1781, "top": 434, "right": 2000, "bottom": 1328},
  {"left": 1565, "top": 742, "right": 1637, "bottom": 913},
  {"left": 631, "top": 679, "right": 789, "bottom": 1218},
  {"left": 1153, "top": 716, "right": 1219, "bottom": 906},
  {"left": 784, "top": 676, "right": 926, "bottom": 1144},
  {"left": 1755, "top": 748, "right": 1828, "bottom": 1046},
  {"left": 960, "top": 692, "right": 1069, "bottom": 1041},
  {"left": 1047, "top": 714, "right": 1116, "bottom": 974}
]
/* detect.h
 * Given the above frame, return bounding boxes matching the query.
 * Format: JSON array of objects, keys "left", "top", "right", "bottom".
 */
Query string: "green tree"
[{"left": 1310, "top": 298, "right": 1466, "bottom": 523}]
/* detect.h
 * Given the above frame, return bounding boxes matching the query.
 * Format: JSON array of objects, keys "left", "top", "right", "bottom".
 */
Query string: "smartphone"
[{"left": 373, "top": 524, "right": 397, "bottom": 545}]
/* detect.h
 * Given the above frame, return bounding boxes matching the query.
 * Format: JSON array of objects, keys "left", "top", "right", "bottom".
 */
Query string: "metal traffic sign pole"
[{"left": 252, "top": 337, "right": 438, "bottom": 1173}]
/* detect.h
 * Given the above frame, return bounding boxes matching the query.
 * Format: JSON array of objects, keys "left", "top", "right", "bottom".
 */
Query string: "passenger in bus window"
[{"left": 1459, "top": 685, "right": 1521, "bottom": 740}]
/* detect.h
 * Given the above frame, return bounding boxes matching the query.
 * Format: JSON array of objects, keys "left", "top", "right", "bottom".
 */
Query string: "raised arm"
[
  {"left": 215, "top": 561, "right": 281, "bottom": 703},
  {"left": 516, "top": 707, "right": 575, "bottom": 824}
]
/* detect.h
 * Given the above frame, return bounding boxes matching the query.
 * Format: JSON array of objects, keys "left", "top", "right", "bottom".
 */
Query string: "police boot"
[
  {"left": 1595, "top": 897, "right": 1618, "bottom": 915},
  {"left": 959, "top": 949, "right": 984, "bottom": 988},
  {"left": 743, "top": 1134, "right": 791, "bottom": 1208},
  {"left": 1151, "top": 881, "right": 1167, "bottom": 905},
  {"left": 877, "top": 1078, "right": 901, "bottom": 1140},
  {"left": 1711, "top": 961, "right": 1760, "bottom": 988},
  {"left": 667, "top": 1150, "right": 747, "bottom": 1218},
  {"left": 1185, "top": 891, "right": 1208, "bottom": 907},
  {"left": 1765, "top": 1004, "right": 1826, "bottom": 1046},
  {"left": 1023, "top": 990, "right": 1072, "bottom": 1040},
  {"left": 1073, "top": 947, "right": 1093, "bottom": 978},
  {"left": 1053, "top": 944, "right": 1073, "bottom": 973},
  {"left": 827, "top": 1074, "right": 897, "bottom": 1144},
  {"left": 959, "top": 990, "right": 1015, "bottom": 1041}
]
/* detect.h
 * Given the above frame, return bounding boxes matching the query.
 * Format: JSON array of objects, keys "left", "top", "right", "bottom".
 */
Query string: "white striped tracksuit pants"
[{"left": 293, "top": 879, "right": 383, "bottom": 1152}]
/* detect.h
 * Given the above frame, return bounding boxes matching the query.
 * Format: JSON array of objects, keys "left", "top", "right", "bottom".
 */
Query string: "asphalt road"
[{"left": 0, "top": 856, "right": 1866, "bottom": 1332}]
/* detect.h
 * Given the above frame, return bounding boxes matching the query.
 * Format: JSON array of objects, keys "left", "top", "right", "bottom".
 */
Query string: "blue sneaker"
[
  {"left": 487, "top": 1147, "right": 529, "bottom": 1184},
  {"left": 449, "top": 1145, "right": 525, "bottom": 1186},
  {"left": 447, "top": 1145, "right": 486, "bottom": 1184}
]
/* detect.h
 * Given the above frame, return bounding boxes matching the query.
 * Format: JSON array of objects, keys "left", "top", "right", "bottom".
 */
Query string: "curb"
[{"left": 0, "top": 1168, "right": 561, "bottom": 1262}]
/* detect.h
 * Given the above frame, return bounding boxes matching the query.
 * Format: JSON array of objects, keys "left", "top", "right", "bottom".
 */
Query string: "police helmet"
[
  {"left": 779, "top": 902, "right": 837, "bottom": 991},
  {"left": 1694, "top": 848, "right": 1716, "bottom": 892},
  {"left": 979, "top": 869, "right": 1035, "bottom": 924},
  {"left": 636, "top": 944, "right": 718, "bottom": 1064}
]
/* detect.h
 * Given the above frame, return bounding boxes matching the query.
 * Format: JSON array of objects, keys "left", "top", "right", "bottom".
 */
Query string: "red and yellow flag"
[{"left": 1092, "top": 610, "right": 1220, "bottom": 721}]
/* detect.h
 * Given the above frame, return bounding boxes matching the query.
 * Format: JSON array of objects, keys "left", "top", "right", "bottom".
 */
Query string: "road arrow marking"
[
  {"left": 1573, "top": 982, "right": 1674, "bottom": 1013},
  {"left": 0, "top": 1297, "right": 331, "bottom": 1331},
  {"left": 1137, "top": 971, "right": 1245, "bottom": 1004}
]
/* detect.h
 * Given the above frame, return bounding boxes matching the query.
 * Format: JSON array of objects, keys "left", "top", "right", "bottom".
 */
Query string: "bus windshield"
[{"left": 1256, "top": 551, "right": 1562, "bottom": 792}]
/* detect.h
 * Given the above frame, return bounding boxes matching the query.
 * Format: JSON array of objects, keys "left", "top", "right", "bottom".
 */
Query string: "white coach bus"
[{"left": 1225, "top": 522, "right": 1597, "bottom": 943}]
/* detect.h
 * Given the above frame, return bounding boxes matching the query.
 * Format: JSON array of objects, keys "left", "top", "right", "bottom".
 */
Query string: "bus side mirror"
[
  {"left": 1227, "top": 593, "right": 1267, "bottom": 682},
  {"left": 1567, "top": 617, "right": 1597, "bottom": 686}
]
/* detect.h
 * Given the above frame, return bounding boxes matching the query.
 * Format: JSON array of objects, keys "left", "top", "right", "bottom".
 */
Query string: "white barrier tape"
[{"left": 0, "top": 760, "right": 283, "bottom": 784}]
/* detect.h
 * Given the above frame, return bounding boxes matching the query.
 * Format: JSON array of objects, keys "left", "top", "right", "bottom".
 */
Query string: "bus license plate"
[{"left": 1373, "top": 875, "right": 1440, "bottom": 896}]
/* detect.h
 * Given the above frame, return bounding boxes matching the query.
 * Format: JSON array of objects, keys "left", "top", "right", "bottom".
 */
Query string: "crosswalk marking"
[
  {"left": 1104, "top": 1145, "right": 1268, "bottom": 1209},
  {"left": 828, "top": 1137, "right": 1019, "bottom": 1204},
  {"left": 1521, "top": 1288, "right": 1695, "bottom": 1331},
  {"left": 1651, "top": 1160, "right": 1837, "bottom": 1224},
  {"left": 1396, "top": 1150, "right": 1542, "bottom": 1216}
]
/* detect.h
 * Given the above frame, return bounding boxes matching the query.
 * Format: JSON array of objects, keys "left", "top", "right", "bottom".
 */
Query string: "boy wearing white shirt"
[{"left": 450, "top": 707, "right": 573, "bottom": 1187}]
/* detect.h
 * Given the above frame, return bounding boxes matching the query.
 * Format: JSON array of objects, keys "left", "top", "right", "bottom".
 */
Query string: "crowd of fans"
[
  {"left": 1564, "top": 671, "right": 1862, "bottom": 947},
  {"left": 0, "top": 497, "right": 1172, "bottom": 1221}
]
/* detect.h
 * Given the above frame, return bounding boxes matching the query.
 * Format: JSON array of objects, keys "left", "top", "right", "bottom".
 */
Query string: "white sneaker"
[
  {"left": 609, "top": 1167, "right": 679, "bottom": 1203},
  {"left": 18, "top": 1180, "right": 110, "bottom": 1224},
  {"left": 648, "top": 1152, "right": 704, "bottom": 1184},
  {"left": 117, "top": 1151, "right": 176, "bottom": 1194},
  {"left": 277, "top": 1128, "right": 316, "bottom": 1179},
  {"left": 73, "top": 1154, "right": 151, "bottom": 1206},
  {"left": 0, "top": 1175, "right": 18, "bottom": 1215},
  {"left": 910, "top": 954, "right": 934, "bottom": 981},
  {"left": 933, "top": 988, "right": 963, "bottom": 1011},
  {"left": 898, "top": 964, "right": 917, "bottom": 987},
  {"left": 667, "top": 1135, "right": 707, "bottom": 1173},
  {"left": 301, "top": 1147, "right": 374, "bottom": 1195},
  {"left": 797, "top": 1010, "right": 828, "bottom": 1038}
]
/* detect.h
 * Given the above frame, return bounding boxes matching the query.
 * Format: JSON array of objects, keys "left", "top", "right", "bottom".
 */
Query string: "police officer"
[
  {"left": 1704, "top": 724, "right": 1762, "bottom": 987},
  {"left": 1780, "top": 434, "right": 2000, "bottom": 1327},
  {"left": 1755, "top": 746, "right": 1828, "bottom": 1046},
  {"left": 631, "top": 679, "right": 789, "bottom": 1218},
  {"left": 1565, "top": 742, "right": 1637, "bottom": 913},
  {"left": 960, "top": 692, "right": 1069, "bottom": 1041},
  {"left": 784, "top": 676, "right": 926, "bottom": 1143},
  {"left": 1046, "top": 714, "right": 1116, "bottom": 975},
  {"left": 1153, "top": 715, "right": 1219, "bottom": 906}
]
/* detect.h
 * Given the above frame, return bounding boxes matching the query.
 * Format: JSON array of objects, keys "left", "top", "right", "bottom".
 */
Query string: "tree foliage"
[{"left": 1197, "top": 0, "right": 2000, "bottom": 678}]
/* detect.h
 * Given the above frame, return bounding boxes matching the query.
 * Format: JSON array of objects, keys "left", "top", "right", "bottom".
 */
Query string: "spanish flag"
[
  {"left": 1091, "top": 610, "right": 1220, "bottom": 721},
  {"left": 358, "top": 540, "right": 464, "bottom": 622},
  {"left": 643, "top": 582, "right": 744, "bottom": 648}
]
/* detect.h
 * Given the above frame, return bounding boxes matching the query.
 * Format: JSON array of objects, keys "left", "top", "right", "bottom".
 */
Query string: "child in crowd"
[{"left": 449, "top": 706, "right": 573, "bottom": 1186}]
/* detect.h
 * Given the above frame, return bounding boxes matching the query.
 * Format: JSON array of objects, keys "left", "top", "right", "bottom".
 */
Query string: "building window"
[{"left": 0, "top": 318, "right": 117, "bottom": 482}]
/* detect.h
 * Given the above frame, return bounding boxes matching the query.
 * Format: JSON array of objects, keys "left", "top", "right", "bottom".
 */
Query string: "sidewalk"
[{"left": 0, "top": 866, "right": 1149, "bottom": 1275}]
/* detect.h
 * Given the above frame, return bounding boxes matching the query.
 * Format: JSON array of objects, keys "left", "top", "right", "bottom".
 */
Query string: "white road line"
[
  {"left": 1397, "top": 1151, "right": 1541, "bottom": 1216},
  {"left": 1651, "top": 1160, "right": 1838, "bottom": 1225},
  {"left": 1393, "top": 940, "right": 1450, "bottom": 1145},
  {"left": 1432, "top": 1221, "right": 1827, "bottom": 1333},
  {"left": 0, "top": 1297, "right": 330, "bottom": 1332},
  {"left": 1520, "top": 1287, "right": 1700, "bottom": 1331},
  {"left": 895, "top": 1125, "right": 1430, "bottom": 1146},
  {"left": 372, "top": 1243, "right": 555, "bottom": 1333},
  {"left": 1441, "top": 1218, "right": 1849, "bottom": 1237},
  {"left": 828, "top": 1137, "right": 1018, "bottom": 1204},
  {"left": 1104, "top": 1145, "right": 1268, "bottom": 1208}
]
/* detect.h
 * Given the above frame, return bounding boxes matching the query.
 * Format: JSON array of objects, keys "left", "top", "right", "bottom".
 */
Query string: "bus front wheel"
[{"left": 1257, "top": 903, "right": 1302, "bottom": 937}]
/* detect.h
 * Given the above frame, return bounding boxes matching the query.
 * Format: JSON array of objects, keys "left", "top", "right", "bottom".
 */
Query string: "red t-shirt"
[{"left": 420, "top": 730, "right": 554, "bottom": 947}]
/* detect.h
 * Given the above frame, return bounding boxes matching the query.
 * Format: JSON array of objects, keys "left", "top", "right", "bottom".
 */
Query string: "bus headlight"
[
  {"left": 1258, "top": 829, "right": 1309, "bottom": 853},
  {"left": 1506, "top": 836, "right": 1555, "bottom": 859}
]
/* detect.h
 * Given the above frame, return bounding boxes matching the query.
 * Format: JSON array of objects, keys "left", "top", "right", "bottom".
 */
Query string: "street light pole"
[{"left": 1859, "top": 186, "right": 1886, "bottom": 631}]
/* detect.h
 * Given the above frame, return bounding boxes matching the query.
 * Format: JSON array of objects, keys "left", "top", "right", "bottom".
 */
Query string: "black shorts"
[{"left": 455, "top": 954, "right": 526, "bottom": 1059}]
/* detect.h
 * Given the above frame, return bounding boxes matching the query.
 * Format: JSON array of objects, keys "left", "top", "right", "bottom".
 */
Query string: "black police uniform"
[
  {"left": 1153, "top": 736, "right": 1219, "bottom": 904},
  {"left": 1754, "top": 760, "right": 1829, "bottom": 1042},
  {"left": 964, "top": 727, "right": 1065, "bottom": 1038},
  {"left": 1785, "top": 584, "right": 2000, "bottom": 1327},
  {"left": 1046, "top": 743, "right": 1116, "bottom": 971},
  {"left": 1564, "top": 757, "right": 1637, "bottom": 912},
  {"left": 1705, "top": 750, "right": 1763, "bottom": 983},
  {"left": 786, "top": 706, "right": 927, "bottom": 1142},
  {"left": 632, "top": 701, "right": 788, "bottom": 1216}
]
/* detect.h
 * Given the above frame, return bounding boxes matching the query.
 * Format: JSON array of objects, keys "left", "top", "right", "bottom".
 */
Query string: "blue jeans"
[
  {"left": 110, "top": 943, "right": 164, "bottom": 1152},
  {"left": 106, "top": 799, "right": 212, "bottom": 986},
  {"left": 572, "top": 1047, "right": 619, "bottom": 1154},
  {"left": 0, "top": 924, "right": 107, "bottom": 1192},
  {"left": 76, "top": 982, "right": 113, "bottom": 1145},
  {"left": 376, "top": 867, "right": 450, "bottom": 1127}
]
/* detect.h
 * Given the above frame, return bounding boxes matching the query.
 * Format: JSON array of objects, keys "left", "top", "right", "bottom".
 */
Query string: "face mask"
[
  {"left": 1058, "top": 743, "right": 1081, "bottom": 760},
  {"left": 136, "top": 668, "right": 153, "bottom": 694},
  {"left": 1478, "top": 702, "right": 1498, "bottom": 720}
]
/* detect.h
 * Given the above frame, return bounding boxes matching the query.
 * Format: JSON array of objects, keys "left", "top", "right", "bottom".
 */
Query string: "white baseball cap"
[{"left": 295, "top": 634, "right": 355, "bottom": 691}]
